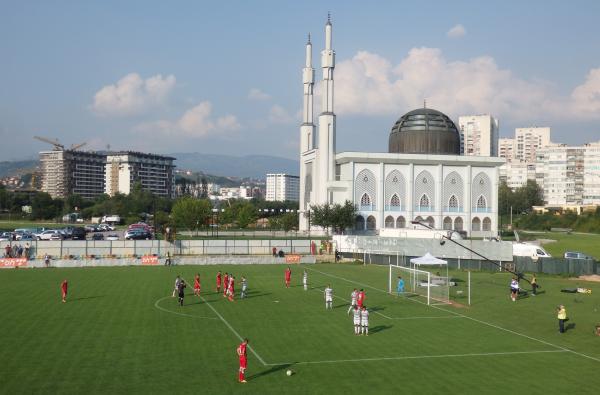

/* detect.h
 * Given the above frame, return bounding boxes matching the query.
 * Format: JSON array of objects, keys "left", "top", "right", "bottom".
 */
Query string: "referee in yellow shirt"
[{"left": 557, "top": 305, "right": 567, "bottom": 333}]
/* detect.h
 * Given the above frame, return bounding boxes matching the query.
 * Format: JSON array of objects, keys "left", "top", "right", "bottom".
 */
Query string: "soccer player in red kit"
[
  {"left": 357, "top": 289, "right": 365, "bottom": 308},
  {"left": 216, "top": 271, "right": 222, "bottom": 292},
  {"left": 193, "top": 274, "right": 201, "bottom": 296},
  {"left": 284, "top": 267, "right": 291, "bottom": 288},
  {"left": 237, "top": 338, "right": 249, "bottom": 383},
  {"left": 228, "top": 276, "right": 235, "bottom": 301},
  {"left": 223, "top": 272, "right": 229, "bottom": 297},
  {"left": 61, "top": 279, "right": 68, "bottom": 303}
]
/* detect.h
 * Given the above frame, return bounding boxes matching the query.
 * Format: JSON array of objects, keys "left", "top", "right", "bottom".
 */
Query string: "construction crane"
[{"left": 34, "top": 136, "right": 87, "bottom": 151}]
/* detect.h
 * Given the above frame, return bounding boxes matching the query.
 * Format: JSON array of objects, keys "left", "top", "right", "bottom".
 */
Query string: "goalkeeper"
[{"left": 396, "top": 276, "right": 405, "bottom": 296}]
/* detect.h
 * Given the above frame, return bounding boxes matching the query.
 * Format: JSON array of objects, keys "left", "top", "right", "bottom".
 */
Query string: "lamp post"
[{"left": 410, "top": 220, "right": 529, "bottom": 284}]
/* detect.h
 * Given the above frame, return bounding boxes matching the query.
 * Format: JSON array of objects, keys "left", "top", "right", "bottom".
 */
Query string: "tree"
[
  {"left": 237, "top": 203, "right": 257, "bottom": 229},
  {"left": 309, "top": 200, "right": 356, "bottom": 234},
  {"left": 171, "top": 197, "right": 211, "bottom": 232},
  {"left": 31, "top": 192, "right": 61, "bottom": 220}
]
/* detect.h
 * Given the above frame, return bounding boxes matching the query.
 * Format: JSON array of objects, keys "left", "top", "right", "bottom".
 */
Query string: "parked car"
[
  {"left": 128, "top": 222, "right": 154, "bottom": 233},
  {"left": 105, "top": 234, "right": 119, "bottom": 241},
  {"left": 71, "top": 227, "right": 86, "bottom": 240},
  {"left": 91, "top": 233, "right": 104, "bottom": 241},
  {"left": 124, "top": 229, "right": 152, "bottom": 240},
  {"left": 38, "top": 230, "right": 64, "bottom": 241},
  {"left": 19, "top": 234, "right": 35, "bottom": 242},
  {"left": 512, "top": 243, "right": 552, "bottom": 261},
  {"left": 98, "top": 223, "right": 115, "bottom": 231},
  {"left": 0, "top": 232, "right": 12, "bottom": 242},
  {"left": 564, "top": 251, "right": 594, "bottom": 260},
  {"left": 84, "top": 224, "right": 99, "bottom": 233}
]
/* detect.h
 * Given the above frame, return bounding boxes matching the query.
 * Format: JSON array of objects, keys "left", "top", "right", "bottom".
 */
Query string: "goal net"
[{"left": 388, "top": 264, "right": 450, "bottom": 305}]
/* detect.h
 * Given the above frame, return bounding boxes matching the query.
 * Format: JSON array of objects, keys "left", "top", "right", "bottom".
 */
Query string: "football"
[{"left": 286, "top": 369, "right": 293, "bottom": 376}]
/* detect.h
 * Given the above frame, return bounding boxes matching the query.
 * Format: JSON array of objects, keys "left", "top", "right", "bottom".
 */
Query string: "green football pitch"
[{"left": 1, "top": 263, "right": 600, "bottom": 394}]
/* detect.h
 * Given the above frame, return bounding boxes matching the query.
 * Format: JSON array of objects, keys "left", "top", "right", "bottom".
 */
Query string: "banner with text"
[
  {"left": 141, "top": 256, "right": 159, "bottom": 265},
  {"left": 0, "top": 258, "right": 28, "bottom": 268}
]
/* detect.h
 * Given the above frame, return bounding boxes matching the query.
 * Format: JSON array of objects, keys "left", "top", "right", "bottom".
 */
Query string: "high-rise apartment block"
[
  {"left": 458, "top": 115, "right": 499, "bottom": 156},
  {"left": 498, "top": 138, "right": 516, "bottom": 163},
  {"left": 515, "top": 127, "right": 551, "bottom": 163},
  {"left": 536, "top": 144, "right": 585, "bottom": 205},
  {"left": 266, "top": 173, "right": 300, "bottom": 202},
  {"left": 583, "top": 141, "right": 600, "bottom": 205},
  {"left": 105, "top": 152, "right": 175, "bottom": 198}
]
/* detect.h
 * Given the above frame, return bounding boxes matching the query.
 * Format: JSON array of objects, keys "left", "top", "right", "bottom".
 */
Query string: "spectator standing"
[{"left": 557, "top": 305, "right": 567, "bottom": 333}]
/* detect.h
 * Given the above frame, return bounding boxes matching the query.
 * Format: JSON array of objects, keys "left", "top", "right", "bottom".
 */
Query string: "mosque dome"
[{"left": 388, "top": 108, "right": 461, "bottom": 155}]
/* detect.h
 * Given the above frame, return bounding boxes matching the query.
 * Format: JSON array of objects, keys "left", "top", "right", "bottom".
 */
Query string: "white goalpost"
[{"left": 388, "top": 255, "right": 451, "bottom": 305}]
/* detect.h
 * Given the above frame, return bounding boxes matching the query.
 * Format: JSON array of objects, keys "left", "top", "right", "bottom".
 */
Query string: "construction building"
[{"left": 40, "top": 150, "right": 106, "bottom": 199}]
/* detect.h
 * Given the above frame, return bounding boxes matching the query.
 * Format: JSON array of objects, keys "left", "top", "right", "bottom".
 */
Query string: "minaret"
[
  {"left": 316, "top": 13, "right": 336, "bottom": 203},
  {"left": 300, "top": 34, "right": 315, "bottom": 152}
]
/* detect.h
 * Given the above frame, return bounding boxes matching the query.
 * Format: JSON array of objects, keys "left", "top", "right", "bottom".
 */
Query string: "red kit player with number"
[
  {"left": 216, "top": 271, "right": 222, "bottom": 292},
  {"left": 284, "top": 267, "right": 291, "bottom": 288},
  {"left": 61, "top": 279, "right": 68, "bottom": 303},
  {"left": 223, "top": 272, "right": 229, "bottom": 297},
  {"left": 228, "top": 276, "right": 235, "bottom": 301},
  {"left": 357, "top": 289, "right": 365, "bottom": 308},
  {"left": 237, "top": 338, "right": 249, "bottom": 383},
  {"left": 193, "top": 274, "right": 201, "bottom": 296}
]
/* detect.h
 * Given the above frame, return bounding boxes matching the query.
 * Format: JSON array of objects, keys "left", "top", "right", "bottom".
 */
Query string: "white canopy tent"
[
  {"left": 410, "top": 252, "right": 448, "bottom": 266},
  {"left": 409, "top": 253, "right": 450, "bottom": 304}
]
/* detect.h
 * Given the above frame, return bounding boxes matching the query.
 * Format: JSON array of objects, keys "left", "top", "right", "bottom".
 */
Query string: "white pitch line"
[
  {"left": 153, "top": 296, "right": 218, "bottom": 320},
  {"left": 267, "top": 349, "right": 567, "bottom": 366},
  {"left": 306, "top": 267, "right": 600, "bottom": 364},
  {"left": 200, "top": 295, "right": 268, "bottom": 366}
]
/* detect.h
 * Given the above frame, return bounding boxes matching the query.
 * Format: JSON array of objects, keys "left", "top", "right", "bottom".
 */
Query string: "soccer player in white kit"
[
  {"left": 240, "top": 276, "right": 248, "bottom": 299},
  {"left": 347, "top": 288, "right": 358, "bottom": 315},
  {"left": 324, "top": 284, "right": 333, "bottom": 309},
  {"left": 352, "top": 305, "right": 361, "bottom": 335},
  {"left": 360, "top": 306, "right": 369, "bottom": 336},
  {"left": 303, "top": 270, "right": 308, "bottom": 291}
]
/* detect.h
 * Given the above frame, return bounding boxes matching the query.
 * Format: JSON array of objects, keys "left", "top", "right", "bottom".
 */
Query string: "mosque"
[{"left": 299, "top": 17, "right": 504, "bottom": 237}]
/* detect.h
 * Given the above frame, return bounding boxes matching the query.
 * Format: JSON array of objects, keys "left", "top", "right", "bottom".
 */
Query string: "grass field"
[
  {"left": 523, "top": 231, "right": 600, "bottom": 260},
  {"left": 1, "top": 263, "right": 600, "bottom": 394}
]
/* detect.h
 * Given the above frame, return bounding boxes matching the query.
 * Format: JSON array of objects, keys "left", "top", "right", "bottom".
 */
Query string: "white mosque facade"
[{"left": 299, "top": 18, "right": 504, "bottom": 237}]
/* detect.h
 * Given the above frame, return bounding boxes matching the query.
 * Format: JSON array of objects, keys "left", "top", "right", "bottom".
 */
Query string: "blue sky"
[{"left": 1, "top": 0, "right": 600, "bottom": 161}]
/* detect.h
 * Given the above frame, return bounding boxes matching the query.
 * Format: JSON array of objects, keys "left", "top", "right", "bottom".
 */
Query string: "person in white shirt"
[
  {"left": 324, "top": 284, "right": 333, "bottom": 309},
  {"left": 240, "top": 276, "right": 248, "bottom": 299},
  {"left": 360, "top": 306, "right": 369, "bottom": 336},
  {"left": 173, "top": 275, "right": 182, "bottom": 298},
  {"left": 303, "top": 270, "right": 308, "bottom": 291},
  {"left": 352, "top": 305, "right": 362, "bottom": 335},
  {"left": 347, "top": 288, "right": 358, "bottom": 315},
  {"left": 510, "top": 277, "right": 519, "bottom": 302}
]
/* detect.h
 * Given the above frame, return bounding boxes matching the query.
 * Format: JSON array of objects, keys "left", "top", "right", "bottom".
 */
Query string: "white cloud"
[
  {"left": 248, "top": 88, "right": 271, "bottom": 101},
  {"left": 91, "top": 73, "right": 176, "bottom": 116},
  {"left": 570, "top": 68, "right": 600, "bottom": 116},
  {"left": 447, "top": 24, "right": 466, "bottom": 39},
  {"left": 334, "top": 47, "right": 564, "bottom": 121},
  {"left": 268, "top": 105, "right": 294, "bottom": 124},
  {"left": 135, "top": 101, "right": 240, "bottom": 138}
]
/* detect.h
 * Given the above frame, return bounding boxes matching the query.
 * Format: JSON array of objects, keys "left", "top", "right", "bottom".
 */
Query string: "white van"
[{"left": 512, "top": 243, "right": 552, "bottom": 260}]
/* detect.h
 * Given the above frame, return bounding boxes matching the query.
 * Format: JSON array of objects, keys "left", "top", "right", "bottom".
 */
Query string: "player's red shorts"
[
  {"left": 357, "top": 300, "right": 363, "bottom": 308},
  {"left": 239, "top": 356, "right": 247, "bottom": 369},
  {"left": 62, "top": 291, "right": 67, "bottom": 298},
  {"left": 194, "top": 284, "right": 200, "bottom": 290}
]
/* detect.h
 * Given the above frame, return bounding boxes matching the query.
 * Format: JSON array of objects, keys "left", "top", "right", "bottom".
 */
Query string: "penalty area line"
[
  {"left": 268, "top": 349, "right": 568, "bottom": 366},
  {"left": 200, "top": 295, "right": 268, "bottom": 366},
  {"left": 153, "top": 296, "right": 218, "bottom": 320},
  {"left": 307, "top": 267, "right": 600, "bottom": 364}
]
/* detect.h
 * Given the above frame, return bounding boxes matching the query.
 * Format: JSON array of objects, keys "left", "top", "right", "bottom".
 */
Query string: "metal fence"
[
  {"left": 343, "top": 251, "right": 599, "bottom": 276},
  {"left": 1, "top": 239, "right": 319, "bottom": 259}
]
